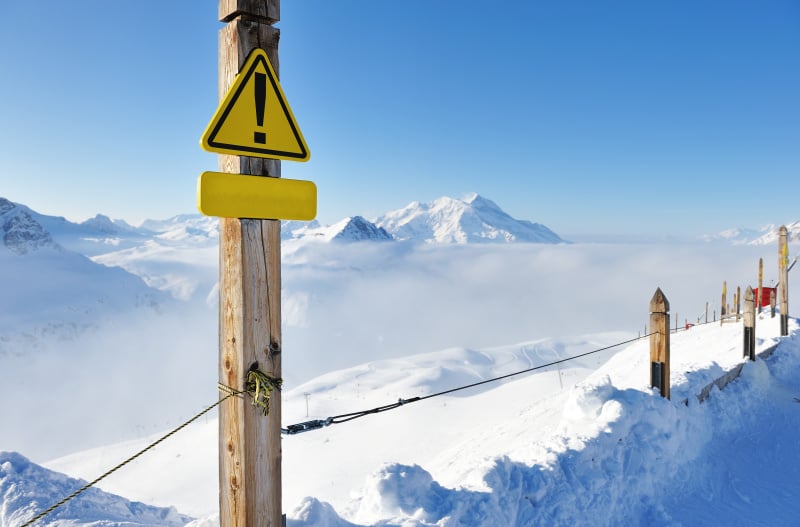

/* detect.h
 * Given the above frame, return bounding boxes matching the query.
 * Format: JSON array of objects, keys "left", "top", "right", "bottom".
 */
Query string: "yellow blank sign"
[{"left": 197, "top": 171, "right": 316, "bottom": 220}]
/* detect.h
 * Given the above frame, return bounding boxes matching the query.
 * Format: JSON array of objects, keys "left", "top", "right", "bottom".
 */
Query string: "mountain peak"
[
  {"left": 331, "top": 216, "right": 393, "bottom": 242},
  {"left": 1, "top": 203, "right": 60, "bottom": 255},
  {"left": 79, "top": 214, "right": 136, "bottom": 235},
  {"left": 284, "top": 216, "right": 393, "bottom": 243},
  {"left": 375, "top": 194, "right": 565, "bottom": 244}
]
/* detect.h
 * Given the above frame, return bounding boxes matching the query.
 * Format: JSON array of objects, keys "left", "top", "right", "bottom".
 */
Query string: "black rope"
[{"left": 284, "top": 333, "right": 652, "bottom": 434}]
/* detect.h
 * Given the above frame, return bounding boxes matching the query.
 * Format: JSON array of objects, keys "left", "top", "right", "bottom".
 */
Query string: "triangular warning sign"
[{"left": 201, "top": 48, "right": 309, "bottom": 161}]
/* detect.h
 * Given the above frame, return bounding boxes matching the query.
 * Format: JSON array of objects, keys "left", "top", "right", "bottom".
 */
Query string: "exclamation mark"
[{"left": 254, "top": 72, "right": 267, "bottom": 144}]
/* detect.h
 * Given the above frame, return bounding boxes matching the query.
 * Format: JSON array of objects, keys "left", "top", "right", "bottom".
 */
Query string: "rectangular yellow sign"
[{"left": 197, "top": 171, "right": 317, "bottom": 220}]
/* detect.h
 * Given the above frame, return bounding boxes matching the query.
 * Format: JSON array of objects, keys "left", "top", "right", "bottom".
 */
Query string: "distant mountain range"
[
  {"left": 702, "top": 222, "right": 800, "bottom": 245},
  {"left": 284, "top": 193, "right": 566, "bottom": 244},
  {"left": 0, "top": 193, "right": 565, "bottom": 350},
  {"left": 3, "top": 191, "right": 794, "bottom": 352}
]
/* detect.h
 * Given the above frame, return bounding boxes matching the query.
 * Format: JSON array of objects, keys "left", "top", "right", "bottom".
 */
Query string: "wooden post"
[
  {"left": 743, "top": 286, "right": 755, "bottom": 361},
  {"left": 779, "top": 225, "right": 789, "bottom": 336},
  {"left": 705, "top": 302, "right": 709, "bottom": 324},
  {"left": 720, "top": 281, "right": 727, "bottom": 325},
  {"left": 216, "top": 2, "right": 283, "bottom": 527},
  {"left": 736, "top": 285, "right": 741, "bottom": 321},
  {"left": 757, "top": 258, "right": 764, "bottom": 314},
  {"left": 771, "top": 289, "right": 776, "bottom": 318},
  {"left": 650, "top": 288, "right": 670, "bottom": 399},
  {"left": 674, "top": 312, "right": 678, "bottom": 333}
]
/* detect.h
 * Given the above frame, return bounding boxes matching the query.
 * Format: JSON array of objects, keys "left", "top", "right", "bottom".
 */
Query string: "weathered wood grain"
[
  {"left": 649, "top": 288, "right": 670, "bottom": 399},
  {"left": 779, "top": 225, "right": 789, "bottom": 335},
  {"left": 743, "top": 286, "right": 755, "bottom": 361},
  {"left": 220, "top": 0, "right": 279, "bottom": 23},
  {"left": 217, "top": 3, "right": 283, "bottom": 526}
]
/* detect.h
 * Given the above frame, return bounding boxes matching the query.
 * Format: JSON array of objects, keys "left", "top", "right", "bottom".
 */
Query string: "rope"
[
  {"left": 23, "top": 368, "right": 282, "bottom": 526},
  {"left": 247, "top": 369, "right": 283, "bottom": 416},
  {"left": 20, "top": 395, "right": 233, "bottom": 527},
  {"left": 284, "top": 333, "right": 652, "bottom": 433}
]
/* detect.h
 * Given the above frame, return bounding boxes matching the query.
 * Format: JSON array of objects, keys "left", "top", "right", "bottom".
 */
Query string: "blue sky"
[{"left": 1, "top": 1, "right": 798, "bottom": 238}]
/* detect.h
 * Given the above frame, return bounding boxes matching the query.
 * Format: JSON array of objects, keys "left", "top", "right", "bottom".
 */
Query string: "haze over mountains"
[{"left": 2, "top": 190, "right": 796, "bottom": 355}]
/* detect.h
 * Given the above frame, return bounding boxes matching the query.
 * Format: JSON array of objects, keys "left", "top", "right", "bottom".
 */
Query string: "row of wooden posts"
[{"left": 648, "top": 225, "right": 792, "bottom": 400}]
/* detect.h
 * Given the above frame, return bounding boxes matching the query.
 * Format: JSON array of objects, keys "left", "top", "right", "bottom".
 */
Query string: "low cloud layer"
[{"left": 2, "top": 240, "right": 793, "bottom": 462}]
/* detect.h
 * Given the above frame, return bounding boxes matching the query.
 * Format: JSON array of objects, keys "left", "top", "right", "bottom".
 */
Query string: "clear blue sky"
[{"left": 1, "top": 1, "right": 798, "bottom": 238}]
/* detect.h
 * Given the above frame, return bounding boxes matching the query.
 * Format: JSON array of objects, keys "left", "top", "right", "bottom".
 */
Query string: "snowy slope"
[
  {"left": 42, "top": 315, "right": 800, "bottom": 527},
  {"left": 3, "top": 195, "right": 800, "bottom": 526},
  {"left": 374, "top": 193, "right": 565, "bottom": 244},
  {"left": 0, "top": 452, "right": 191, "bottom": 527}
]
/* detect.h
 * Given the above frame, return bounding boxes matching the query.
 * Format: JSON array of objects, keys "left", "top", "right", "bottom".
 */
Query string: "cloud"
[{"left": 281, "top": 241, "right": 787, "bottom": 384}]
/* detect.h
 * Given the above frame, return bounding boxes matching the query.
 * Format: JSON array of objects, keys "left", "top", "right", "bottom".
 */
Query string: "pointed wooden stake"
[{"left": 649, "top": 288, "right": 670, "bottom": 399}]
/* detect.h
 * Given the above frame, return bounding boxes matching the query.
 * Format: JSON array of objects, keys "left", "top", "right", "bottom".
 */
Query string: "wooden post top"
[
  {"left": 650, "top": 287, "right": 670, "bottom": 314},
  {"left": 220, "top": 0, "right": 279, "bottom": 23},
  {"left": 744, "top": 285, "right": 755, "bottom": 325}
]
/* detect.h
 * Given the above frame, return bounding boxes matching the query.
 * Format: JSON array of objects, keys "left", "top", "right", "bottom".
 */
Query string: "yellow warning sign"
[
  {"left": 201, "top": 49, "right": 310, "bottom": 161},
  {"left": 197, "top": 172, "right": 316, "bottom": 220}
]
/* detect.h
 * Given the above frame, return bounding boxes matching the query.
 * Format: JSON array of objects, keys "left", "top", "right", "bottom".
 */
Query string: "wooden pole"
[
  {"left": 650, "top": 288, "right": 670, "bottom": 399},
  {"left": 757, "top": 258, "right": 764, "bottom": 314},
  {"left": 705, "top": 302, "right": 709, "bottom": 324},
  {"left": 743, "top": 286, "right": 755, "bottom": 361},
  {"left": 736, "top": 285, "right": 741, "bottom": 321},
  {"left": 779, "top": 225, "right": 789, "bottom": 336},
  {"left": 216, "top": 2, "right": 283, "bottom": 526},
  {"left": 771, "top": 289, "right": 776, "bottom": 318},
  {"left": 720, "top": 280, "right": 727, "bottom": 325}
]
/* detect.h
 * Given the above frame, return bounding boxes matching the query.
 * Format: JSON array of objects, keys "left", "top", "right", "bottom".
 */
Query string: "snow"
[
  {"left": 373, "top": 194, "right": 564, "bottom": 244},
  {"left": 283, "top": 216, "right": 393, "bottom": 243},
  {"left": 40, "top": 316, "right": 800, "bottom": 527},
  {"left": 2, "top": 195, "right": 800, "bottom": 526},
  {"left": 0, "top": 451, "right": 191, "bottom": 527},
  {"left": 703, "top": 221, "right": 800, "bottom": 245}
]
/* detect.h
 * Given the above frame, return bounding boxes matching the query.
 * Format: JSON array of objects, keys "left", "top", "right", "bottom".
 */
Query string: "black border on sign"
[{"left": 206, "top": 50, "right": 309, "bottom": 160}]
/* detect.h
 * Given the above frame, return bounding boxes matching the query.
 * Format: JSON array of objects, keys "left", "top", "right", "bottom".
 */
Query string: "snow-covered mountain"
[
  {"left": 284, "top": 216, "right": 393, "bottom": 243},
  {"left": 374, "top": 193, "right": 565, "bottom": 244},
  {"left": 0, "top": 198, "right": 168, "bottom": 351},
  {"left": 0, "top": 451, "right": 191, "bottom": 527},
  {"left": 703, "top": 221, "right": 800, "bottom": 245},
  {"left": 283, "top": 194, "right": 564, "bottom": 245},
  {"left": 0, "top": 198, "right": 154, "bottom": 257},
  {"left": 1, "top": 197, "right": 61, "bottom": 255}
]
